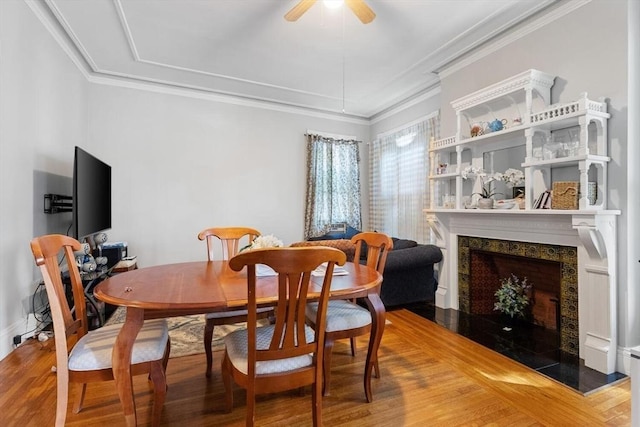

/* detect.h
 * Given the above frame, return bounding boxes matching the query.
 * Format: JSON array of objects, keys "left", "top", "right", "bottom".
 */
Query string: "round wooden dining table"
[{"left": 94, "top": 260, "right": 383, "bottom": 426}]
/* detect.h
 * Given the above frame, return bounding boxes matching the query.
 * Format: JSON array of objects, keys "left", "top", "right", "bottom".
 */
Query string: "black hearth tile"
[
  {"left": 498, "top": 348, "right": 561, "bottom": 371},
  {"left": 403, "top": 302, "right": 627, "bottom": 394},
  {"left": 538, "top": 360, "right": 628, "bottom": 395},
  {"left": 494, "top": 326, "right": 560, "bottom": 355}
]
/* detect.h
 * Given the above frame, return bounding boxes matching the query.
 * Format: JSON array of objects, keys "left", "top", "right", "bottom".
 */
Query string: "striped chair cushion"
[
  {"left": 68, "top": 319, "right": 169, "bottom": 371},
  {"left": 306, "top": 300, "right": 371, "bottom": 332},
  {"left": 224, "top": 324, "right": 315, "bottom": 375},
  {"left": 206, "top": 307, "right": 272, "bottom": 320}
]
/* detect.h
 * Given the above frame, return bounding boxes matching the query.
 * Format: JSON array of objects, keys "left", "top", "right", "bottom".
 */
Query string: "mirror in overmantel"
[{"left": 483, "top": 145, "right": 526, "bottom": 200}]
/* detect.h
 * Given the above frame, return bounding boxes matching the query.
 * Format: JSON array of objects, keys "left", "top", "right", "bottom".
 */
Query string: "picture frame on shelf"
[{"left": 512, "top": 186, "right": 525, "bottom": 199}]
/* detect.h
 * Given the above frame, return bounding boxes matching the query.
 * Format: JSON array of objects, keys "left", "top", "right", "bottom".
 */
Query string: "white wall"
[
  {"left": 85, "top": 84, "right": 369, "bottom": 267},
  {"left": 0, "top": 0, "right": 90, "bottom": 358}
]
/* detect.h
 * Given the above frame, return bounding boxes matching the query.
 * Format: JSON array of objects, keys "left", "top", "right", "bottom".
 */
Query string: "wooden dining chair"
[
  {"left": 222, "top": 246, "right": 346, "bottom": 427},
  {"left": 305, "top": 231, "right": 393, "bottom": 401},
  {"left": 197, "top": 226, "right": 274, "bottom": 378},
  {"left": 30, "top": 234, "right": 170, "bottom": 427}
]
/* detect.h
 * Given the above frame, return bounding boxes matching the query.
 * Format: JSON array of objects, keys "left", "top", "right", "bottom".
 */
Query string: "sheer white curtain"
[
  {"left": 304, "top": 134, "right": 362, "bottom": 239},
  {"left": 369, "top": 114, "right": 440, "bottom": 243}
]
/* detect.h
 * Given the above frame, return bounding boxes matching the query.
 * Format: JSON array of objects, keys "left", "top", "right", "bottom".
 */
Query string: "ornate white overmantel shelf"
[{"left": 425, "top": 208, "right": 620, "bottom": 374}]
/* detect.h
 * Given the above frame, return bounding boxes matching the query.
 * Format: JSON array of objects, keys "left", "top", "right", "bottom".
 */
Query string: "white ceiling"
[{"left": 43, "top": 0, "right": 558, "bottom": 118}]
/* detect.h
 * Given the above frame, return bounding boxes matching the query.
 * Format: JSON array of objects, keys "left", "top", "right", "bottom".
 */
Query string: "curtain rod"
[{"left": 305, "top": 130, "right": 361, "bottom": 143}]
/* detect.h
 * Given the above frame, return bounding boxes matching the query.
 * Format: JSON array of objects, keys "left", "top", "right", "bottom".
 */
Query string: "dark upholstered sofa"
[
  {"left": 379, "top": 239, "right": 442, "bottom": 307},
  {"left": 292, "top": 228, "right": 443, "bottom": 308}
]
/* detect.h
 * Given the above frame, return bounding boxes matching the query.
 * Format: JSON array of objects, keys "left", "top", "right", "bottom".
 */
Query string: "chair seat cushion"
[
  {"left": 306, "top": 300, "right": 371, "bottom": 332},
  {"left": 224, "top": 324, "right": 315, "bottom": 375},
  {"left": 68, "top": 319, "right": 169, "bottom": 371},
  {"left": 205, "top": 307, "right": 272, "bottom": 320}
]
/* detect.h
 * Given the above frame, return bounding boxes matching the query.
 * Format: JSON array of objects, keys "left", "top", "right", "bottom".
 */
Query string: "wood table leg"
[
  {"left": 112, "top": 307, "right": 144, "bottom": 426},
  {"left": 364, "top": 292, "right": 385, "bottom": 403}
]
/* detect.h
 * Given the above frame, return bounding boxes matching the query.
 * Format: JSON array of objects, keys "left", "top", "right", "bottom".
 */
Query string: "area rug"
[{"left": 104, "top": 307, "right": 247, "bottom": 358}]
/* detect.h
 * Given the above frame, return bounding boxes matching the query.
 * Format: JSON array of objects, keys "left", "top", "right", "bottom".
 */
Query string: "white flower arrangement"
[
  {"left": 460, "top": 165, "right": 485, "bottom": 180},
  {"left": 244, "top": 234, "right": 283, "bottom": 251},
  {"left": 461, "top": 166, "right": 503, "bottom": 199},
  {"left": 500, "top": 168, "right": 525, "bottom": 187},
  {"left": 461, "top": 166, "right": 525, "bottom": 198},
  {"left": 240, "top": 234, "right": 284, "bottom": 277}
]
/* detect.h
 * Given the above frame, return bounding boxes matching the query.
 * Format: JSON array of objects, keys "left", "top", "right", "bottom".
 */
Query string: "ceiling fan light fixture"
[
  {"left": 285, "top": 0, "right": 375, "bottom": 24},
  {"left": 323, "top": 0, "right": 344, "bottom": 9}
]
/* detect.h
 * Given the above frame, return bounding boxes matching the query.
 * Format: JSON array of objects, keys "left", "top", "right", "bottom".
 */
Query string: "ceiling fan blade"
[
  {"left": 345, "top": 0, "right": 376, "bottom": 24},
  {"left": 284, "top": 0, "right": 317, "bottom": 22}
]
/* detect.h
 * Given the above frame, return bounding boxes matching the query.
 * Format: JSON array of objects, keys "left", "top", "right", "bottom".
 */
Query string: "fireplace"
[
  {"left": 426, "top": 211, "right": 619, "bottom": 374},
  {"left": 458, "top": 236, "right": 578, "bottom": 355}
]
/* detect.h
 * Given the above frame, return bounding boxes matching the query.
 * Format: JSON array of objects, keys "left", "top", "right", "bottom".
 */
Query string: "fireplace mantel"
[
  {"left": 425, "top": 209, "right": 620, "bottom": 374},
  {"left": 426, "top": 209, "right": 620, "bottom": 259}
]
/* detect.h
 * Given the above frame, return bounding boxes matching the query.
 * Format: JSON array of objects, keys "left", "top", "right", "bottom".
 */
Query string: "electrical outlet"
[{"left": 13, "top": 335, "right": 21, "bottom": 346}]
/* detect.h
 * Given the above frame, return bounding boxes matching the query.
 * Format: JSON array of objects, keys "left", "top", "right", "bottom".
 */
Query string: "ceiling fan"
[{"left": 285, "top": 0, "right": 376, "bottom": 24}]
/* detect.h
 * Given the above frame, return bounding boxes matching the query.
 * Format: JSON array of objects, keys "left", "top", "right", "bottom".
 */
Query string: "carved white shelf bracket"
[
  {"left": 426, "top": 214, "right": 444, "bottom": 244},
  {"left": 572, "top": 214, "right": 616, "bottom": 260}
]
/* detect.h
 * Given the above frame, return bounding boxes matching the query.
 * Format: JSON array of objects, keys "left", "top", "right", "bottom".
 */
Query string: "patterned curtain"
[
  {"left": 304, "top": 134, "right": 362, "bottom": 240},
  {"left": 369, "top": 113, "right": 440, "bottom": 243}
]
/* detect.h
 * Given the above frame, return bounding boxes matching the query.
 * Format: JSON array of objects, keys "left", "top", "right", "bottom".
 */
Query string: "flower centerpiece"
[
  {"left": 494, "top": 274, "right": 532, "bottom": 319},
  {"left": 240, "top": 234, "right": 283, "bottom": 276},
  {"left": 243, "top": 234, "right": 283, "bottom": 251}
]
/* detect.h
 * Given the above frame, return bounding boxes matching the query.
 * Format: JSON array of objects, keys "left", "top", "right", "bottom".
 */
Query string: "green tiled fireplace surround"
[{"left": 457, "top": 236, "right": 579, "bottom": 356}]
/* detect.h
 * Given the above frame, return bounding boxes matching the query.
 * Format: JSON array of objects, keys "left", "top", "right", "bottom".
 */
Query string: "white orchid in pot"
[{"left": 461, "top": 166, "right": 502, "bottom": 208}]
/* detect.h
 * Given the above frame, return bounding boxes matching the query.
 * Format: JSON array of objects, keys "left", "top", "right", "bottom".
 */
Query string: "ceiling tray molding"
[
  {"left": 88, "top": 71, "right": 371, "bottom": 125},
  {"left": 27, "top": 0, "right": 371, "bottom": 124}
]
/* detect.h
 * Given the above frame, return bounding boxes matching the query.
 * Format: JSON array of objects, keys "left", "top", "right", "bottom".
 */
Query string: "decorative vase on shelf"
[{"left": 477, "top": 198, "right": 494, "bottom": 209}]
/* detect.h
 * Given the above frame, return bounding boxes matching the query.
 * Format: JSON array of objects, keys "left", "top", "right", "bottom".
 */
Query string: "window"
[
  {"left": 304, "top": 133, "right": 361, "bottom": 239},
  {"left": 369, "top": 113, "right": 440, "bottom": 243}
]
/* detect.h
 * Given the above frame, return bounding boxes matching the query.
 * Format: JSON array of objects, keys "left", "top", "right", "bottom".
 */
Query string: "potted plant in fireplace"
[{"left": 494, "top": 274, "right": 532, "bottom": 323}]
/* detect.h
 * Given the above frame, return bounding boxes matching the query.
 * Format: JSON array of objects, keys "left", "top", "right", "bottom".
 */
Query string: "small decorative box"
[{"left": 551, "top": 181, "right": 579, "bottom": 210}]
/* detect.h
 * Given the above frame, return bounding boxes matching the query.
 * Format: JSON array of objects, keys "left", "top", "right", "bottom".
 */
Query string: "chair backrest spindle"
[
  {"left": 198, "top": 227, "right": 260, "bottom": 261},
  {"left": 351, "top": 232, "right": 394, "bottom": 274}
]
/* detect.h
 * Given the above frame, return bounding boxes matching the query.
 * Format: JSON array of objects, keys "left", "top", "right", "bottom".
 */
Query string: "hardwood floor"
[{"left": 0, "top": 309, "right": 630, "bottom": 426}]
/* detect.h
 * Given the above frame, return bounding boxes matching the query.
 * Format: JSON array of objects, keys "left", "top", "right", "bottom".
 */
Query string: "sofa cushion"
[
  {"left": 391, "top": 238, "right": 418, "bottom": 251},
  {"left": 290, "top": 239, "right": 356, "bottom": 262},
  {"left": 308, "top": 225, "right": 361, "bottom": 241}
]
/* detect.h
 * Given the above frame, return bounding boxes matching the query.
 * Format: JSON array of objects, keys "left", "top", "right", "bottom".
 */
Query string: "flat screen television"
[{"left": 73, "top": 146, "right": 112, "bottom": 240}]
